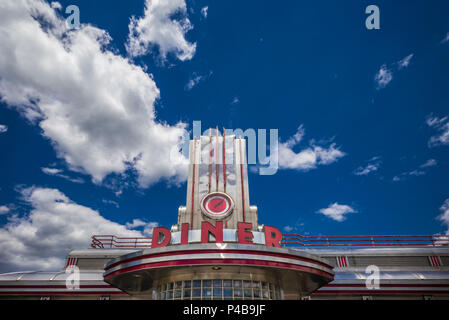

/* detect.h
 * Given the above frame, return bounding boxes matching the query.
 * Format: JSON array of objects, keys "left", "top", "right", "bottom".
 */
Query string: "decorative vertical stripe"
[
  {"left": 223, "top": 129, "right": 227, "bottom": 229},
  {"left": 429, "top": 256, "right": 442, "bottom": 267},
  {"left": 336, "top": 256, "right": 348, "bottom": 268},
  {"left": 65, "top": 257, "right": 78, "bottom": 268},
  {"left": 239, "top": 139, "right": 246, "bottom": 222},
  {"left": 216, "top": 127, "right": 219, "bottom": 192},
  {"left": 190, "top": 137, "right": 196, "bottom": 230},
  {"left": 208, "top": 129, "right": 212, "bottom": 193},
  {"left": 223, "top": 128, "right": 227, "bottom": 193}
]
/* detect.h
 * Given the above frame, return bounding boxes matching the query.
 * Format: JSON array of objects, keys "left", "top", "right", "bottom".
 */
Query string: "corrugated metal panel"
[
  {"left": 351, "top": 256, "right": 430, "bottom": 267},
  {"left": 76, "top": 258, "right": 109, "bottom": 270}
]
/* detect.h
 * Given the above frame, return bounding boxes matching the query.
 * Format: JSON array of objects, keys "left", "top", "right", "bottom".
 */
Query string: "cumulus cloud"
[
  {"left": 0, "top": 187, "right": 146, "bottom": 272},
  {"left": 317, "top": 203, "right": 357, "bottom": 222},
  {"left": 0, "top": 124, "right": 7, "bottom": 133},
  {"left": 375, "top": 53, "right": 413, "bottom": 89},
  {"left": 427, "top": 115, "right": 449, "bottom": 147},
  {"left": 50, "top": 1, "right": 62, "bottom": 10},
  {"left": 0, "top": 205, "right": 10, "bottom": 215},
  {"left": 278, "top": 126, "right": 345, "bottom": 171},
  {"left": 353, "top": 156, "right": 382, "bottom": 176},
  {"left": 125, "top": 219, "right": 159, "bottom": 236},
  {"left": 126, "top": 0, "right": 196, "bottom": 61},
  {"left": 0, "top": 0, "right": 188, "bottom": 188}
]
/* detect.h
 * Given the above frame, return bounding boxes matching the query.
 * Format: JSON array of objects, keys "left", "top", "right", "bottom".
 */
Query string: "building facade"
[{"left": 1, "top": 132, "right": 448, "bottom": 300}]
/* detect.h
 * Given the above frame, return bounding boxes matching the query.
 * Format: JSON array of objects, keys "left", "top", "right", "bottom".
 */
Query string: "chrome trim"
[
  {"left": 105, "top": 243, "right": 333, "bottom": 269},
  {"left": 104, "top": 251, "right": 334, "bottom": 277}
]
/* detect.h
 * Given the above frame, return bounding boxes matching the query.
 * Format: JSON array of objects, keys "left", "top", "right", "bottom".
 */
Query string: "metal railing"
[
  {"left": 90, "top": 233, "right": 449, "bottom": 249},
  {"left": 281, "top": 234, "right": 449, "bottom": 248},
  {"left": 91, "top": 235, "right": 152, "bottom": 248}
]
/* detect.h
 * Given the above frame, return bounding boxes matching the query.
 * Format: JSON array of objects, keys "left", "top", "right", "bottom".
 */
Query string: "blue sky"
[{"left": 0, "top": 0, "right": 449, "bottom": 272}]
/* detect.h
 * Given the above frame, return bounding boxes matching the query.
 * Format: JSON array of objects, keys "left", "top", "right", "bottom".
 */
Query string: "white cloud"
[
  {"left": 408, "top": 169, "right": 426, "bottom": 177},
  {"left": 392, "top": 159, "right": 437, "bottom": 182},
  {"left": 0, "top": 205, "right": 10, "bottom": 215},
  {"left": 420, "top": 159, "right": 437, "bottom": 168},
  {"left": 126, "top": 0, "right": 196, "bottom": 61},
  {"left": 143, "top": 222, "right": 159, "bottom": 236},
  {"left": 41, "top": 167, "right": 84, "bottom": 184},
  {"left": 426, "top": 115, "right": 449, "bottom": 147},
  {"left": 185, "top": 70, "right": 212, "bottom": 91},
  {"left": 353, "top": 156, "right": 382, "bottom": 176},
  {"left": 375, "top": 54, "right": 413, "bottom": 89},
  {"left": 0, "top": 187, "right": 146, "bottom": 272},
  {"left": 441, "top": 33, "right": 449, "bottom": 44},
  {"left": 283, "top": 225, "right": 293, "bottom": 232},
  {"left": 278, "top": 126, "right": 345, "bottom": 171},
  {"left": 50, "top": 1, "right": 62, "bottom": 10},
  {"left": 201, "top": 6, "right": 208, "bottom": 18},
  {"left": 230, "top": 97, "right": 240, "bottom": 105},
  {"left": 284, "top": 125, "right": 305, "bottom": 148},
  {"left": 0, "top": 0, "right": 188, "bottom": 189},
  {"left": 0, "top": 124, "right": 7, "bottom": 133},
  {"left": 41, "top": 167, "right": 62, "bottom": 175},
  {"left": 102, "top": 199, "right": 119, "bottom": 208},
  {"left": 317, "top": 203, "right": 357, "bottom": 222},
  {"left": 125, "top": 219, "right": 148, "bottom": 229},
  {"left": 374, "top": 64, "right": 393, "bottom": 89},
  {"left": 397, "top": 53, "right": 414, "bottom": 69},
  {"left": 125, "top": 219, "right": 158, "bottom": 236},
  {"left": 438, "top": 199, "right": 449, "bottom": 235}
]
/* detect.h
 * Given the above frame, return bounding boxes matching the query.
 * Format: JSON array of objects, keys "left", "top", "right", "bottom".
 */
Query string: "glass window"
[
  {"left": 203, "top": 288, "right": 212, "bottom": 297},
  {"left": 192, "top": 289, "right": 201, "bottom": 297},
  {"left": 224, "top": 288, "right": 232, "bottom": 297},
  {"left": 203, "top": 280, "right": 212, "bottom": 287},
  {"left": 158, "top": 280, "right": 277, "bottom": 300},
  {"left": 234, "top": 289, "right": 242, "bottom": 297},
  {"left": 213, "top": 288, "right": 222, "bottom": 297}
]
